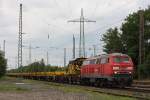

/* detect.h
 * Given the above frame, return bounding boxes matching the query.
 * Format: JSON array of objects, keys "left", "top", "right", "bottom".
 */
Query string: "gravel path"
[
  {"left": 0, "top": 78, "right": 89, "bottom": 100},
  {"left": 0, "top": 91, "right": 88, "bottom": 100}
]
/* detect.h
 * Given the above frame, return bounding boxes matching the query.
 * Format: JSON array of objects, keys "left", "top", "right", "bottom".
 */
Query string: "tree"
[
  {"left": 121, "top": 8, "right": 150, "bottom": 65},
  {"left": 102, "top": 7, "right": 150, "bottom": 79},
  {"left": 102, "top": 7, "right": 150, "bottom": 65},
  {"left": 102, "top": 27, "right": 124, "bottom": 53},
  {"left": 0, "top": 51, "right": 7, "bottom": 77},
  {"left": 121, "top": 12, "right": 140, "bottom": 65}
]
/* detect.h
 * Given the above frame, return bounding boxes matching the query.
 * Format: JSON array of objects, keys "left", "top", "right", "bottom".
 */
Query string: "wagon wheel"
[
  {"left": 99, "top": 81, "right": 104, "bottom": 87},
  {"left": 69, "top": 76, "right": 74, "bottom": 84},
  {"left": 119, "top": 82, "right": 125, "bottom": 88}
]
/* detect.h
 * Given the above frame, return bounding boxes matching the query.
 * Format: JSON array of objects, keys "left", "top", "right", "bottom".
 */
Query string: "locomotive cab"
[
  {"left": 110, "top": 53, "right": 134, "bottom": 86},
  {"left": 80, "top": 53, "right": 134, "bottom": 87},
  {"left": 112, "top": 55, "right": 133, "bottom": 74}
]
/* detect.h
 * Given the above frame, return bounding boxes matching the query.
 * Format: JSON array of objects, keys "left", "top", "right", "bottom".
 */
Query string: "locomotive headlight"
[
  {"left": 113, "top": 66, "right": 119, "bottom": 70},
  {"left": 114, "top": 71, "right": 118, "bottom": 74},
  {"left": 129, "top": 72, "right": 132, "bottom": 74}
]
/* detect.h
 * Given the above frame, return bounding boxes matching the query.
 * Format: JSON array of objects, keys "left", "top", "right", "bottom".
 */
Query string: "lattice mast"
[
  {"left": 18, "top": 4, "right": 23, "bottom": 68},
  {"left": 68, "top": 8, "right": 96, "bottom": 58}
]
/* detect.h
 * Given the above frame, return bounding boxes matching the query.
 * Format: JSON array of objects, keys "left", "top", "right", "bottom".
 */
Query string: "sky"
[{"left": 0, "top": 0, "right": 150, "bottom": 69}]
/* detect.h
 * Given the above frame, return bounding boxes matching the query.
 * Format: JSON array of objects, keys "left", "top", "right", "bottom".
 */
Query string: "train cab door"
[
  {"left": 96, "top": 58, "right": 102, "bottom": 76},
  {"left": 101, "top": 64, "right": 104, "bottom": 76},
  {"left": 100, "top": 57, "right": 108, "bottom": 76},
  {"left": 90, "top": 59, "right": 97, "bottom": 76}
]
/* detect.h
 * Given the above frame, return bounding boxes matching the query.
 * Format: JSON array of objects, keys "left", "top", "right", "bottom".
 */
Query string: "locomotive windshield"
[{"left": 113, "top": 56, "right": 129, "bottom": 63}]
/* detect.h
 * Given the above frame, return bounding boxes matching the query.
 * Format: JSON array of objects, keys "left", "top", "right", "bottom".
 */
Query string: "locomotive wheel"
[
  {"left": 99, "top": 81, "right": 104, "bottom": 87},
  {"left": 80, "top": 78, "right": 86, "bottom": 85},
  {"left": 68, "top": 77, "right": 73, "bottom": 84},
  {"left": 119, "top": 82, "right": 125, "bottom": 88}
]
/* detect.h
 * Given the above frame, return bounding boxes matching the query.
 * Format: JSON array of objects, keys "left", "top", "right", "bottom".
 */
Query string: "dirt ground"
[
  {"left": 0, "top": 77, "right": 88, "bottom": 100},
  {"left": 0, "top": 77, "right": 136, "bottom": 100},
  {"left": 0, "top": 91, "right": 88, "bottom": 100}
]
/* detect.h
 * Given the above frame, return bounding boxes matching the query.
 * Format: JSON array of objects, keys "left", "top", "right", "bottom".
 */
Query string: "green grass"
[
  {"left": 0, "top": 76, "right": 29, "bottom": 92},
  {"left": 0, "top": 84, "right": 27, "bottom": 91},
  {"left": 0, "top": 76, "right": 13, "bottom": 81},
  {"left": 88, "top": 92, "right": 136, "bottom": 100}
]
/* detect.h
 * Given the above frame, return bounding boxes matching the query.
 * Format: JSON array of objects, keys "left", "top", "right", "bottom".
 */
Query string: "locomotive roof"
[
  {"left": 109, "top": 53, "right": 129, "bottom": 57},
  {"left": 69, "top": 57, "right": 87, "bottom": 64},
  {"left": 85, "top": 53, "right": 129, "bottom": 60}
]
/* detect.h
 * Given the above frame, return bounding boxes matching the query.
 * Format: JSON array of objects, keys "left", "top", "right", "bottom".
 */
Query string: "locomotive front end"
[{"left": 111, "top": 54, "right": 134, "bottom": 87}]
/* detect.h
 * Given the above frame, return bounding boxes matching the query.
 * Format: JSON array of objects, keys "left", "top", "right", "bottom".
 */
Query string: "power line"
[
  {"left": 68, "top": 8, "right": 96, "bottom": 58},
  {"left": 23, "top": 44, "right": 40, "bottom": 65}
]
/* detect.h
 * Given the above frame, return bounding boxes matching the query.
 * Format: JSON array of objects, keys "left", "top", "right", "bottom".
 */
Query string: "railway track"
[
  {"left": 84, "top": 86, "right": 150, "bottom": 100},
  {"left": 125, "top": 86, "right": 150, "bottom": 93},
  {"left": 44, "top": 81, "right": 150, "bottom": 100},
  {"left": 75, "top": 85, "right": 150, "bottom": 100},
  {"left": 133, "top": 80, "right": 150, "bottom": 85},
  {"left": 132, "top": 84, "right": 150, "bottom": 88}
]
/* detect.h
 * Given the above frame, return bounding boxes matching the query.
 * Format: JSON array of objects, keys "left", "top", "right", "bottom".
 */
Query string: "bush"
[
  {"left": 0, "top": 51, "right": 7, "bottom": 78},
  {"left": 8, "top": 59, "right": 66, "bottom": 73},
  {"left": 138, "top": 64, "right": 150, "bottom": 79}
]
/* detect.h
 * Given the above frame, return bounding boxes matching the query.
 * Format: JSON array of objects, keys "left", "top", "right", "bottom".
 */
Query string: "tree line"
[
  {"left": 8, "top": 59, "right": 66, "bottom": 73},
  {"left": 0, "top": 50, "right": 7, "bottom": 78}
]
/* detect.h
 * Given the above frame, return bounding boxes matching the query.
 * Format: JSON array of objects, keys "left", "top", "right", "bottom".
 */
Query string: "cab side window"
[
  {"left": 83, "top": 60, "right": 90, "bottom": 65},
  {"left": 96, "top": 58, "right": 101, "bottom": 64},
  {"left": 100, "top": 58, "right": 109, "bottom": 64},
  {"left": 90, "top": 59, "right": 96, "bottom": 64}
]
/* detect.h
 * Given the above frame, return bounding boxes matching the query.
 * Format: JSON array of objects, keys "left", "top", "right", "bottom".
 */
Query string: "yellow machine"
[{"left": 66, "top": 58, "right": 86, "bottom": 75}]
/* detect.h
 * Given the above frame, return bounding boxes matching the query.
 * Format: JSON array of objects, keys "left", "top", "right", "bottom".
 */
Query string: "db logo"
[{"left": 94, "top": 69, "right": 98, "bottom": 72}]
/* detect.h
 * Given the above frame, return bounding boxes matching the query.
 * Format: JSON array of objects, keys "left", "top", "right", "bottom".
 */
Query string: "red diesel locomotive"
[
  {"left": 8, "top": 53, "right": 134, "bottom": 88},
  {"left": 80, "top": 53, "right": 134, "bottom": 87}
]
